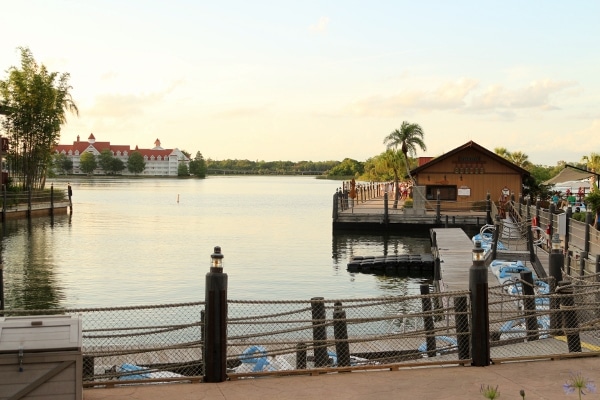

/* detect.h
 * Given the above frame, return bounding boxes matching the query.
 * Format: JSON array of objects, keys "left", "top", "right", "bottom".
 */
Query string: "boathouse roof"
[{"left": 410, "top": 140, "right": 531, "bottom": 177}]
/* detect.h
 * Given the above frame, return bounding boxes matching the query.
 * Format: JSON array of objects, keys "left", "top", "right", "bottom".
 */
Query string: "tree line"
[{"left": 2, "top": 46, "right": 599, "bottom": 201}]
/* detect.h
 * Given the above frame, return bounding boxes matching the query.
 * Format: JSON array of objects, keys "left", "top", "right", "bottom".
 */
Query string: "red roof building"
[{"left": 54, "top": 134, "right": 190, "bottom": 176}]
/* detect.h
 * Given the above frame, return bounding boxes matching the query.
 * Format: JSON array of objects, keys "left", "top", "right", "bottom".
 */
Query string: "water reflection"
[
  {"left": 1, "top": 177, "right": 438, "bottom": 310},
  {"left": 332, "top": 232, "right": 431, "bottom": 263},
  {"left": 2, "top": 217, "right": 66, "bottom": 309}
]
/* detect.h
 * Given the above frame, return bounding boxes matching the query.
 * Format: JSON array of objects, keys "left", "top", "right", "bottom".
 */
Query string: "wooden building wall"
[{"left": 413, "top": 147, "right": 523, "bottom": 208}]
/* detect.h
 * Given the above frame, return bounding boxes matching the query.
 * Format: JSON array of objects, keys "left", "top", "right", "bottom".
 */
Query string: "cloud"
[
  {"left": 344, "top": 78, "right": 479, "bottom": 117},
  {"left": 85, "top": 91, "right": 165, "bottom": 118},
  {"left": 344, "top": 77, "right": 579, "bottom": 118},
  {"left": 212, "top": 106, "right": 268, "bottom": 119},
  {"left": 308, "top": 17, "right": 330, "bottom": 34},
  {"left": 470, "top": 79, "right": 577, "bottom": 111}
]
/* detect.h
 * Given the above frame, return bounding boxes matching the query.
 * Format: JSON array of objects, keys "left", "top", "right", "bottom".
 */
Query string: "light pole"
[
  {"left": 469, "top": 241, "right": 490, "bottom": 366},
  {"left": 204, "top": 246, "right": 228, "bottom": 382}
]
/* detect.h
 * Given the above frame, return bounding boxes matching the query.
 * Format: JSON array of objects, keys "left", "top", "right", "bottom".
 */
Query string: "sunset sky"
[{"left": 1, "top": 1, "right": 599, "bottom": 166}]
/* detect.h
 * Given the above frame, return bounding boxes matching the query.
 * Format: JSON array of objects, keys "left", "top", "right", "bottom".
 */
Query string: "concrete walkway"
[{"left": 83, "top": 357, "right": 599, "bottom": 399}]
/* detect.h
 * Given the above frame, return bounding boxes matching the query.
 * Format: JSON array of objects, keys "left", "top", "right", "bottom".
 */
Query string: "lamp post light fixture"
[
  {"left": 551, "top": 233, "right": 562, "bottom": 253},
  {"left": 211, "top": 246, "right": 224, "bottom": 271},
  {"left": 472, "top": 240, "right": 485, "bottom": 263}
]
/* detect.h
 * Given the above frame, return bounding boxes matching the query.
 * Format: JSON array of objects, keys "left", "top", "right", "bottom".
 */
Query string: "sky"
[{"left": 1, "top": 1, "right": 599, "bottom": 166}]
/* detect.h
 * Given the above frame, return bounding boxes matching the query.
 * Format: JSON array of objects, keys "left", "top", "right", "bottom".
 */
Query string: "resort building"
[
  {"left": 410, "top": 140, "right": 531, "bottom": 209},
  {"left": 54, "top": 134, "right": 190, "bottom": 176}
]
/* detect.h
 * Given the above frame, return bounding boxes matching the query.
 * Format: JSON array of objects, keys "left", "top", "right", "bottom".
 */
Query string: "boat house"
[{"left": 410, "top": 141, "right": 530, "bottom": 208}]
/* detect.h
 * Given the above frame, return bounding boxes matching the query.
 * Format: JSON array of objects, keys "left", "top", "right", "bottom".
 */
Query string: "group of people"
[{"left": 551, "top": 187, "right": 585, "bottom": 208}]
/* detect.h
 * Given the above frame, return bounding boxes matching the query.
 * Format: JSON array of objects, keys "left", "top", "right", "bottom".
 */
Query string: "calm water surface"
[{"left": 1, "top": 176, "right": 431, "bottom": 310}]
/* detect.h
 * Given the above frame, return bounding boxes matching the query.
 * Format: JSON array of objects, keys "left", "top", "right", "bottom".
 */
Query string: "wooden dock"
[
  {"left": 432, "top": 227, "right": 551, "bottom": 291},
  {"left": 334, "top": 197, "right": 488, "bottom": 232},
  {"left": 432, "top": 228, "right": 497, "bottom": 291}
]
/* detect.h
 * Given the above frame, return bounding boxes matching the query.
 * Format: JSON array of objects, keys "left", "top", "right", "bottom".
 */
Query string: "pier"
[
  {"left": 431, "top": 228, "right": 498, "bottom": 291},
  {"left": 332, "top": 187, "right": 490, "bottom": 232}
]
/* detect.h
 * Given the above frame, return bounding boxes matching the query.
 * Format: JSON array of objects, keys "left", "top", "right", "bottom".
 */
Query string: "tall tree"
[
  {"left": 110, "top": 157, "right": 125, "bottom": 174},
  {"left": 0, "top": 47, "right": 78, "bottom": 189},
  {"left": 52, "top": 153, "right": 73, "bottom": 175},
  {"left": 79, "top": 152, "right": 97, "bottom": 174},
  {"left": 494, "top": 147, "right": 531, "bottom": 168},
  {"left": 508, "top": 151, "right": 530, "bottom": 168},
  {"left": 582, "top": 152, "right": 600, "bottom": 189},
  {"left": 381, "top": 149, "right": 404, "bottom": 208},
  {"left": 189, "top": 151, "right": 207, "bottom": 178},
  {"left": 177, "top": 162, "right": 189, "bottom": 176},
  {"left": 494, "top": 147, "right": 510, "bottom": 159},
  {"left": 98, "top": 149, "right": 115, "bottom": 173},
  {"left": 127, "top": 151, "right": 145, "bottom": 175},
  {"left": 383, "top": 121, "right": 426, "bottom": 184}
]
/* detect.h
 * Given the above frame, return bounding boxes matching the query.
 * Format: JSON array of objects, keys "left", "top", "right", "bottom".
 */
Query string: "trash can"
[{"left": 0, "top": 315, "right": 83, "bottom": 400}]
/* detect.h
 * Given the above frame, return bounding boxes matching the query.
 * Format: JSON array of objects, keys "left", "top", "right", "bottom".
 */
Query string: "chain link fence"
[
  {"left": 3, "top": 272, "right": 599, "bottom": 386},
  {"left": 488, "top": 271, "right": 600, "bottom": 361}
]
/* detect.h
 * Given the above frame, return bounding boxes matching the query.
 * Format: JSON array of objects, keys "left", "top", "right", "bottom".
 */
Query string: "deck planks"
[{"left": 432, "top": 228, "right": 496, "bottom": 291}]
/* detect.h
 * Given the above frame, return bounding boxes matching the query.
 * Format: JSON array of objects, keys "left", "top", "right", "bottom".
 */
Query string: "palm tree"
[
  {"left": 581, "top": 152, "right": 600, "bottom": 190},
  {"left": 381, "top": 149, "right": 404, "bottom": 208},
  {"left": 508, "top": 151, "right": 531, "bottom": 168},
  {"left": 383, "top": 121, "right": 426, "bottom": 185},
  {"left": 494, "top": 147, "right": 510, "bottom": 159}
]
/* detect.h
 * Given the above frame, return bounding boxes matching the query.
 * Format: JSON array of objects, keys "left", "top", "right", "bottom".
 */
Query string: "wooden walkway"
[
  {"left": 432, "top": 228, "right": 497, "bottom": 291},
  {"left": 432, "top": 226, "right": 552, "bottom": 291}
]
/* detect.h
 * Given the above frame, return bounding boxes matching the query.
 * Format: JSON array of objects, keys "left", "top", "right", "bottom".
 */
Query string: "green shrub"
[
  {"left": 404, "top": 199, "right": 413, "bottom": 208},
  {"left": 572, "top": 212, "right": 587, "bottom": 222}
]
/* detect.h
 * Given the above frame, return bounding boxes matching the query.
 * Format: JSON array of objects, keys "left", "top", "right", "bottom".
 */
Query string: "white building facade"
[{"left": 54, "top": 134, "right": 190, "bottom": 176}]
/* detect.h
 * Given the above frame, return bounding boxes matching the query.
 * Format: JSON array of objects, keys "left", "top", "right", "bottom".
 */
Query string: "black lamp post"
[
  {"left": 549, "top": 233, "right": 563, "bottom": 283},
  {"left": 204, "top": 246, "right": 228, "bottom": 382},
  {"left": 469, "top": 241, "right": 490, "bottom": 366}
]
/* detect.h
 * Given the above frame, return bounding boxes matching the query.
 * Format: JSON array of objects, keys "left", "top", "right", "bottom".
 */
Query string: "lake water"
[{"left": 1, "top": 176, "right": 431, "bottom": 310}]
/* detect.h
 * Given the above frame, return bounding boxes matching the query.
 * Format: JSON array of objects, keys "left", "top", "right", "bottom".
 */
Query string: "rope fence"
[{"left": 2, "top": 269, "right": 599, "bottom": 386}]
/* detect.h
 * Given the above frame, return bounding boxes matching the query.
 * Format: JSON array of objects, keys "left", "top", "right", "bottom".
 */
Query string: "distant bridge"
[{"left": 207, "top": 169, "right": 326, "bottom": 176}]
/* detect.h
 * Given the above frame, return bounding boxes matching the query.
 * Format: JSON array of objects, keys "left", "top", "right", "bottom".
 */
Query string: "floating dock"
[{"left": 346, "top": 254, "right": 435, "bottom": 276}]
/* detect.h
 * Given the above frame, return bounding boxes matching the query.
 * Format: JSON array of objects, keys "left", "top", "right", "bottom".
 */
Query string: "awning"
[{"left": 543, "top": 165, "right": 596, "bottom": 185}]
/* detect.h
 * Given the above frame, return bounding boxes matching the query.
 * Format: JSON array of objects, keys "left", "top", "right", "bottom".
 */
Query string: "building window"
[{"left": 426, "top": 185, "right": 457, "bottom": 200}]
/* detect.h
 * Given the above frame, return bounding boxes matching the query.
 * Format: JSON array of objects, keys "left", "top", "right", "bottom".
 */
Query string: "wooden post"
[
  {"left": 486, "top": 192, "right": 492, "bottom": 225},
  {"left": 1, "top": 184, "right": 5, "bottom": 222},
  {"left": 579, "top": 251, "right": 588, "bottom": 277},
  {"left": 332, "top": 192, "right": 339, "bottom": 222},
  {"left": 296, "top": 343, "right": 307, "bottom": 369},
  {"left": 564, "top": 207, "right": 571, "bottom": 255},
  {"left": 50, "top": 184, "right": 54, "bottom": 216},
  {"left": 311, "top": 297, "right": 329, "bottom": 367},
  {"left": 548, "top": 204, "right": 555, "bottom": 239},
  {"left": 420, "top": 284, "right": 436, "bottom": 357},
  {"left": 333, "top": 302, "right": 350, "bottom": 367},
  {"left": 584, "top": 212, "right": 593, "bottom": 253},
  {"left": 558, "top": 282, "right": 581, "bottom": 353},
  {"left": 383, "top": 192, "right": 389, "bottom": 225},
  {"left": 436, "top": 190, "right": 441, "bottom": 224},
  {"left": 520, "top": 271, "right": 538, "bottom": 341}
]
